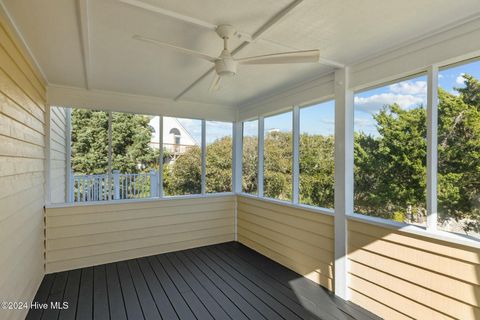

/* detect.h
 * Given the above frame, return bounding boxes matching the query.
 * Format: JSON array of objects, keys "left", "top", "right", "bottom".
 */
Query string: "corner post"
[
  {"left": 233, "top": 121, "right": 243, "bottom": 193},
  {"left": 334, "top": 67, "right": 354, "bottom": 300}
]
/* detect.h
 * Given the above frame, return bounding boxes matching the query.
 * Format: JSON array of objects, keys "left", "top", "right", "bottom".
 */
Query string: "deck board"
[{"left": 27, "top": 242, "right": 380, "bottom": 320}]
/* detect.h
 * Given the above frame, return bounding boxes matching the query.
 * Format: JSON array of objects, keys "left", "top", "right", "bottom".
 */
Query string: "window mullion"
[
  {"left": 158, "top": 116, "right": 163, "bottom": 198},
  {"left": 292, "top": 106, "right": 300, "bottom": 204},
  {"left": 427, "top": 65, "right": 439, "bottom": 231},
  {"left": 108, "top": 111, "right": 113, "bottom": 200},
  {"left": 201, "top": 119, "right": 206, "bottom": 194},
  {"left": 258, "top": 116, "right": 265, "bottom": 197}
]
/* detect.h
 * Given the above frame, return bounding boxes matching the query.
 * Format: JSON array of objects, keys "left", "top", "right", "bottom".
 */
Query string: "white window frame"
[{"left": 58, "top": 110, "right": 234, "bottom": 205}]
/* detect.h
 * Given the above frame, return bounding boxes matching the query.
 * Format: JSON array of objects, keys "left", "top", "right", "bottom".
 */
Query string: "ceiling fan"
[{"left": 133, "top": 24, "right": 320, "bottom": 91}]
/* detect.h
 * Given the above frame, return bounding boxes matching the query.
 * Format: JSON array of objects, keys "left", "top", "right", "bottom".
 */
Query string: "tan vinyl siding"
[
  {"left": 0, "top": 11, "right": 46, "bottom": 320},
  {"left": 49, "top": 106, "right": 67, "bottom": 203},
  {"left": 45, "top": 195, "right": 235, "bottom": 273},
  {"left": 236, "top": 195, "right": 335, "bottom": 290},
  {"left": 348, "top": 219, "right": 480, "bottom": 320}
]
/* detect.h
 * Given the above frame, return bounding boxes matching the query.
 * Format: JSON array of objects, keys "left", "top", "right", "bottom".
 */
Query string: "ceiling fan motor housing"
[{"left": 215, "top": 52, "right": 237, "bottom": 76}]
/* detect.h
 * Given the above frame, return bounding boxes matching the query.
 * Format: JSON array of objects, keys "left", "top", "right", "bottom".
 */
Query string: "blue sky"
[
  {"left": 177, "top": 118, "right": 232, "bottom": 144},
  {"left": 355, "top": 60, "right": 480, "bottom": 136},
  {"left": 180, "top": 59, "right": 480, "bottom": 140}
]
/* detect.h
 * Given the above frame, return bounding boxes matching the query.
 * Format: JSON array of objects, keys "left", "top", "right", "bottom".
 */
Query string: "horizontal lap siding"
[
  {"left": 45, "top": 196, "right": 235, "bottom": 273},
  {"left": 236, "top": 196, "right": 335, "bottom": 290},
  {"left": 49, "top": 106, "right": 67, "bottom": 203},
  {"left": 348, "top": 219, "right": 480, "bottom": 320},
  {"left": 0, "top": 11, "right": 46, "bottom": 320}
]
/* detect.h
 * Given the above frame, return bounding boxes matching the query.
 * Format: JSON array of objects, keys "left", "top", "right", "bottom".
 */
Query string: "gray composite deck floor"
[{"left": 26, "top": 242, "right": 380, "bottom": 320}]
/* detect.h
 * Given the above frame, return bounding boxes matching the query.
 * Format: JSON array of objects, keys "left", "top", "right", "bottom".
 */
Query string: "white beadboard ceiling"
[{"left": 3, "top": 0, "right": 480, "bottom": 107}]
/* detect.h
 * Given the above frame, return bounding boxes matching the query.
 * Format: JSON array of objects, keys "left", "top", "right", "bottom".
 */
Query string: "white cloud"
[
  {"left": 389, "top": 80, "right": 427, "bottom": 95},
  {"left": 456, "top": 73, "right": 466, "bottom": 85},
  {"left": 354, "top": 93, "right": 425, "bottom": 113},
  {"left": 354, "top": 117, "right": 379, "bottom": 136}
]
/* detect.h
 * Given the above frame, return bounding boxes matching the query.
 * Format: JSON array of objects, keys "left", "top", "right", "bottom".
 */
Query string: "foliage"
[
  {"left": 206, "top": 137, "right": 232, "bottom": 193},
  {"left": 299, "top": 134, "right": 334, "bottom": 208},
  {"left": 71, "top": 109, "right": 109, "bottom": 174},
  {"left": 264, "top": 131, "right": 292, "bottom": 200},
  {"left": 111, "top": 112, "right": 159, "bottom": 173},
  {"left": 71, "top": 109, "right": 158, "bottom": 175},
  {"left": 242, "top": 136, "right": 258, "bottom": 194},
  {"left": 354, "top": 74, "right": 480, "bottom": 231},
  {"left": 163, "top": 137, "right": 233, "bottom": 195},
  {"left": 163, "top": 146, "right": 202, "bottom": 195},
  {"left": 354, "top": 104, "right": 427, "bottom": 221}
]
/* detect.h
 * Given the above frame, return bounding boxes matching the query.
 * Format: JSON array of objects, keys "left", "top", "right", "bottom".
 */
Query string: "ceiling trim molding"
[
  {"left": 76, "top": 0, "right": 91, "bottom": 89},
  {"left": 173, "top": 0, "right": 305, "bottom": 101},
  {"left": 350, "top": 11, "right": 480, "bottom": 73},
  {"left": 47, "top": 84, "right": 237, "bottom": 121},
  {"left": 350, "top": 15, "right": 480, "bottom": 91},
  {"left": 238, "top": 71, "right": 335, "bottom": 121},
  {"left": 0, "top": 1, "right": 48, "bottom": 84}
]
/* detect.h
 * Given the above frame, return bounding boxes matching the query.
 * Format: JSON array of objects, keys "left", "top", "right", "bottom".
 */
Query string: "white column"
[
  {"left": 108, "top": 111, "right": 113, "bottom": 200},
  {"left": 334, "top": 67, "right": 354, "bottom": 300},
  {"left": 257, "top": 116, "right": 265, "bottom": 197},
  {"left": 233, "top": 121, "right": 243, "bottom": 193},
  {"left": 65, "top": 107, "right": 73, "bottom": 203},
  {"left": 292, "top": 106, "right": 300, "bottom": 204},
  {"left": 158, "top": 116, "right": 164, "bottom": 197},
  {"left": 427, "top": 65, "right": 439, "bottom": 231},
  {"left": 201, "top": 119, "right": 206, "bottom": 194}
]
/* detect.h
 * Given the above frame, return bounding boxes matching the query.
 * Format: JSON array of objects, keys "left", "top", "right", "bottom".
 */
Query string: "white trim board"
[{"left": 47, "top": 84, "right": 237, "bottom": 121}]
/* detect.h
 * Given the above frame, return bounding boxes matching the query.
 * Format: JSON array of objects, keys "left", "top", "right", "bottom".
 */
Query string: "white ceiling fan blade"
[
  {"left": 237, "top": 49, "right": 320, "bottom": 65},
  {"left": 209, "top": 74, "right": 221, "bottom": 92},
  {"left": 132, "top": 35, "right": 217, "bottom": 62}
]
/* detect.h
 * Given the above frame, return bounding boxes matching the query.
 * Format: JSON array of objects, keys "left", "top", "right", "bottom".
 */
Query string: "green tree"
[
  {"left": 163, "top": 146, "right": 202, "bottom": 195},
  {"left": 264, "top": 131, "right": 292, "bottom": 200},
  {"left": 71, "top": 109, "right": 109, "bottom": 174},
  {"left": 354, "top": 104, "right": 427, "bottom": 221},
  {"left": 242, "top": 136, "right": 258, "bottom": 194},
  {"left": 299, "top": 134, "right": 334, "bottom": 208},
  {"left": 206, "top": 137, "right": 232, "bottom": 193},
  {"left": 437, "top": 76, "right": 480, "bottom": 231},
  {"left": 71, "top": 109, "right": 158, "bottom": 175},
  {"left": 111, "top": 112, "right": 158, "bottom": 173},
  {"left": 353, "top": 74, "right": 480, "bottom": 232}
]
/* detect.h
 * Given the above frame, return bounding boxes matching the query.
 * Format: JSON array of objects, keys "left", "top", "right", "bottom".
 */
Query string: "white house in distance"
[{"left": 149, "top": 116, "right": 198, "bottom": 159}]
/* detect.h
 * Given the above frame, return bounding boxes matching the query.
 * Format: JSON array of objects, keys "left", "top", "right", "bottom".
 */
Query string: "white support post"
[
  {"left": 292, "top": 106, "right": 300, "bottom": 204},
  {"left": 158, "top": 116, "right": 163, "bottom": 198},
  {"left": 201, "top": 119, "right": 206, "bottom": 194},
  {"left": 257, "top": 116, "right": 265, "bottom": 197},
  {"left": 108, "top": 111, "right": 113, "bottom": 200},
  {"left": 233, "top": 121, "right": 243, "bottom": 193},
  {"left": 334, "top": 67, "right": 354, "bottom": 300},
  {"left": 427, "top": 65, "right": 439, "bottom": 231},
  {"left": 65, "top": 107, "right": 73, "bottom": 203}
]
